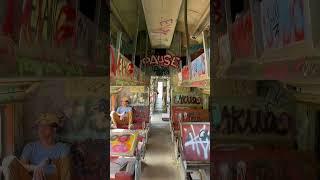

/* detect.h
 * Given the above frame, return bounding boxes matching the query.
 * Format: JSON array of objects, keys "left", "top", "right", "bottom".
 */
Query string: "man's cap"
[{"left": 36, "top": 113, "right": 59, "bottom": 127}]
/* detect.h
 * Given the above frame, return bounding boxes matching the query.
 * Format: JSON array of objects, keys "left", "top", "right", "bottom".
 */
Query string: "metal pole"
[
  {"left": 116, "top": 32, "right": 122, "bottom": 76},
  {"left": 138, "top": 33, "right": 142, "bottom": 81},
  {"left": 179, "top": 32, "right": 182, "bottom": 69},
  {"left": 132, "top": 3, "right": 140, "bottom": 65},
  {"left": 143, "top": 31, "right": 149, "bottom": 80},
  {"left": 146, "top": 32, "right": 151, "bottom": 77},
  {"left": 184, "top": 0, "right": 191, "bottom": 77}
]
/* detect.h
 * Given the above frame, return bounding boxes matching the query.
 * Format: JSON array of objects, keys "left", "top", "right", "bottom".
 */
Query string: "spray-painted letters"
[
  {"left": 257, "top": 81, "right": 290, "bottom": 112},
  {"left": 181, "top": 123, "right": 210, "bottom": 161},
  {"left": 182, "top": 65, "right": 189, "bottom": 80},
  {"left": 151, "top": 17, "right": 173, "bottom": 36},
  {"left": 173, "top": 94, "right": 202, "bottom": 105},
  {"left": 231, "top": 12, "right": 254, "bottom": 58},
  {"left": 20, "top": 0, "right": 76, "bottom": 47},
  {"left": 142, "top": 55, "right": 180, "bottom": 69},
  {"left": 191, "top": 53, "right": 208, "bottom": 80},
  {"left": 261, "top": 0, "right": 305, "bottom": 49},
  {"left": 215, "top": 106, "right": 293, "bottom": 136}
]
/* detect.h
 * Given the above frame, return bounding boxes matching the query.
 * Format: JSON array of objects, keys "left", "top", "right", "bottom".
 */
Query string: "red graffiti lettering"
[
  {"left": 231, "top": 12, "right": 253, "bottom": 59},
  {"left": 291, "top": 0, "right": 304, "bottom": 41},
  {"left": 142, "top": 55, "right": 180, "bottom": 69},
  {"left": 20, "top": 0, "right": 76, "bottom": 46},
  {"left": 2, "top": 0, "right": 15, "bottom": 35},
  {"left": 160, "top": 18, "right": 173, "bottom": 26},
  {"left": 54, "top": 5, "right": 76, "bottom": 46},
  {"left": 152, "top": 27, "right": 171, "bottom": 35},
  {"left": 151, "top": 17, "right": 173, "bottom": 36},
  {"left": 110, "top": 46, "right": 117, "bottom": 76}
]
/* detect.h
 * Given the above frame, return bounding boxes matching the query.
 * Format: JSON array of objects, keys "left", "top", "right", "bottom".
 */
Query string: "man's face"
[
  {"left": 38, "top": 124, "right": 55, "bottom": 139},
  {"left": 121, "top": 100, "right": 129, "bottom": 107}
]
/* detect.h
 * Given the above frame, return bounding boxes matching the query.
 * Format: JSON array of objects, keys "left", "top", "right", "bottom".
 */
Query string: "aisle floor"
[{"left": 140, "top": 113, "right": 181, "bottom": 180}]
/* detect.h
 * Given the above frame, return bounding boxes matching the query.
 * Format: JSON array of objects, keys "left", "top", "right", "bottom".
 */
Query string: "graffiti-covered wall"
[
  {"left": 23, "top": 78, "right": 107, "bottom": 142},
  {"left": 0, "top": 0, "right": 108, "bottom": 77},
  {"left": 294, "top": 98, "right": 320, "bottom": 152},
  {"left": 212, "top": 80, "right": 296, "bottom": 141},
  {"left": 260, "top": 0, "right": 305, "bottom": 50},
  {"left": 110, "top": 86, "right": 149, "bottom": 108}
]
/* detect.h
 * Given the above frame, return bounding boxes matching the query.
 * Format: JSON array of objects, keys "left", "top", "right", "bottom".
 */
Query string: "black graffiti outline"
[
  {"left": 174, "top": 95, "right": 202, "bottom": 104},
  {"left": 217, "top": 106, "right": 292, "bottom": 135}
]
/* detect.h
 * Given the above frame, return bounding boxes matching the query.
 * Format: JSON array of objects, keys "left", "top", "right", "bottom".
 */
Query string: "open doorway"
[
  {"left": 150, "top": 76, "right": 171, "bottom": 124},
  {"left": 155, "top": 81, "right": 163, "bottom": 112}
]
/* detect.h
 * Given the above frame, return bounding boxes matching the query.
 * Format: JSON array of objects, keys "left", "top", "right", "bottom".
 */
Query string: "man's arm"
[
  {"left": 20, "top": 159, "right": 37, "bottom": 172},
  {"left": 116, "top": 107, "right": 121, "bottom": 114},
  {"left": 20, "top": 143, "right": 37, "bottom": 172},
  {"left": 116, "top": 107, "right": 125, "bottom": 117}
]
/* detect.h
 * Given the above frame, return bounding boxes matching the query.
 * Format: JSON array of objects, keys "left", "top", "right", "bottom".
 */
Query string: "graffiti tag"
[
  {"left": 183, "top": 124, "right": 210, "bottom": 161},
  {"left": 261, "top": 0, "right": 305, "bottom": 49},
  {"left": 299, "top": 61, "right": 320, "bottom": 77},
  {"left": 216, "top": 106, "right": 293, "bottom": 136},
  {"left": 20, "top": 0, "right": 76, "bottom": 46},
  {"left": 173, "top": 95, "right": 202, "bottom": 105},
  {"left": 151, "top": 17, "right": 173, "bottom": 36},
  {"left": 142, "top": 54, "right": 180, "bottom": 69}
]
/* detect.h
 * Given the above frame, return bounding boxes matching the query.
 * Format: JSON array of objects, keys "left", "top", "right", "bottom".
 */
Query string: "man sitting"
[
  {"left": 110, "top": 97, "right": 133, "bottom": 129},
  {"left": 2, "top": 113, "right": 71, "bottom": 180}
]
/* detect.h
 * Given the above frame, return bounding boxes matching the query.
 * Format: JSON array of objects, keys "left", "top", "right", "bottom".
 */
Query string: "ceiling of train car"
[
  {"left": 141, "top": 0, "right": 183, "bottom": 48},
  {"left": 110, "top": 0, "right": 146, "bottom": 41},
  {"left": 110, "top": 0, "right": 210, "bottom": 48},
  {"left": 176, "top": 0, "right": 210, "bottom": 44}
]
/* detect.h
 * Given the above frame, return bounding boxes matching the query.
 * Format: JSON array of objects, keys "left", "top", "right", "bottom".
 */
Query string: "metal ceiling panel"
[{"left": 141, "top": 0, "right": 183, "bottom": 48}]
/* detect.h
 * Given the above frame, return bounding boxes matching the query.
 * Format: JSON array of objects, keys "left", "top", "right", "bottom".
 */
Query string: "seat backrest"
[
  {"left": 132, "top": 106, "right": 149, "bottom": 123},
  {"left": 70, "top": 139, "right": 107, "bottom": 180}
]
